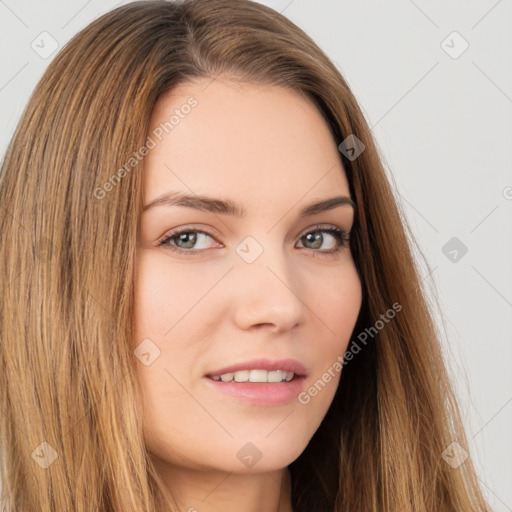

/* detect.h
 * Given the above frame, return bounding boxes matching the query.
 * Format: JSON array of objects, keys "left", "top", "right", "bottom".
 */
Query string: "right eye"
[{"left": 158, "top": 228, "right": 220, "bottom": 255}]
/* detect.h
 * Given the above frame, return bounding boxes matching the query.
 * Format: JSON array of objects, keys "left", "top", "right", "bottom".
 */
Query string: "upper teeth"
[{"left": 210, "top": 369, "right": 295, "bottom": 383}]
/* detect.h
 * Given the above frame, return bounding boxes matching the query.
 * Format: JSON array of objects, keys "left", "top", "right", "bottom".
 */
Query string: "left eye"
[
  {"left": 296, "top": 228, "right": 349, "bottom": 252},
  {"left": 158, "top": 225, "right": 350, "bottom": 256}
]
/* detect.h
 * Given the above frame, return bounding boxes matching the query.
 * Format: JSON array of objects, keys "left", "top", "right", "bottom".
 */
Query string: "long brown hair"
[{"left": 0, "top": 1, "right": 492, "bottom": 510}]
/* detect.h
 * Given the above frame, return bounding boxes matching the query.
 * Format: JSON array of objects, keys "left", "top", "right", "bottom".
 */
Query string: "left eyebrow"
[{"left": 142, "top": 192, "right": 356, "bottom": 218}]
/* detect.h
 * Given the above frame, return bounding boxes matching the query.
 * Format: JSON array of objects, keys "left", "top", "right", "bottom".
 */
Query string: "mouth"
[
  {"left": 203, "top": 358, "right": 308, "bottom": 406},
  {"left": 205, "top": 357, "right": 308, "bottom": 381},
  {"left": 206, "top": 369, "right": 300, "bottom": 383},
  {"left": 203, "top": 371, "right": 307, "bottom": 406}
]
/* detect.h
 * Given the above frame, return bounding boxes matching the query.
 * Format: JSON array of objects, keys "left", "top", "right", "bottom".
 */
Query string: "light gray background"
[{"left": 1, "top": 0, "right": 511, "bottom": 509}]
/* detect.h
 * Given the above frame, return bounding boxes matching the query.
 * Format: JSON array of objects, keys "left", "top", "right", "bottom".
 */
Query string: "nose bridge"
[{"left": 231, "top": 232, "right": 308, "bottom": 330}]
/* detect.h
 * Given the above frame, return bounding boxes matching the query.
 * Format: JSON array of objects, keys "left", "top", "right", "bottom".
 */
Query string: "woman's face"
[{"left": 134, "top": 77, "right": 362, "bottom": 475}]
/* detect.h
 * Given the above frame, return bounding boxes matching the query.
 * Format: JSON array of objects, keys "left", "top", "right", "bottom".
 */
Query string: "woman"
[{"left": 0, "top": 0, "right": 492, "bottom": 511}]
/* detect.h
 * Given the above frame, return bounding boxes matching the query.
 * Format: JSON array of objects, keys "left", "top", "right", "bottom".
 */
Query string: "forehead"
[{"left": 143, "top": 78, "right": 349, "bottom": 203}]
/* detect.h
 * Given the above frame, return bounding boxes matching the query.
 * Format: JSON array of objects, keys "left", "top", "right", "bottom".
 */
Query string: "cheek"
[
  {"left": 133, "top": 253, "right": 221, "bottom": 341},
  {"left": 307, "top": 262, "right": 362, "bottom": 340},
  {"left": 302, "top": 264, "right": 362, "bottom": 390}
]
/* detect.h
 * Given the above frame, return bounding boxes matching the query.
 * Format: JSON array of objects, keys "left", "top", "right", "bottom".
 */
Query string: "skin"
[{"left": 133, "top": 77, "right": 362, "bottom": 512}]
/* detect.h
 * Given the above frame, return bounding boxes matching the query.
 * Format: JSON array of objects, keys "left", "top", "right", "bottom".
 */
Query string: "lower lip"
[{"left": 203, "top": 375, "right": 307, "bottom": 406}]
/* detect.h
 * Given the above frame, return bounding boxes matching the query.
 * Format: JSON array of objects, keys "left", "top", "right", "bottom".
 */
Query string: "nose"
[{"left": 231, "top": 243, "right": 309, "bottom": 333}]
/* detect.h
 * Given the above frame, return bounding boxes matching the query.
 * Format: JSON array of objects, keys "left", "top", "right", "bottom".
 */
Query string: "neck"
[{"left": 154, "top": 460, "right": 293, "bottom": 512}]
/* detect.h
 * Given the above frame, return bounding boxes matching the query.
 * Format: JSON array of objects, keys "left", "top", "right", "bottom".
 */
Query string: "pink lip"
[
  {"left": 205, "top": 358, "right": 308, "bottom": 378},
  {"left": 203, "top": 375, "right": 307, "bottom": 406}
]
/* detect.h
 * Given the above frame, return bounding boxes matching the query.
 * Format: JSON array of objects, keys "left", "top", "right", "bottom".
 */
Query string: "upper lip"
[{"left": 206, "top": 358, "right": 308, "bottom": 378}]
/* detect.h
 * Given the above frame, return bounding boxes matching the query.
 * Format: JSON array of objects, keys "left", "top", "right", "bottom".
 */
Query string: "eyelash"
[{"left": 157, "top": 224, "right": 351, "bottom": 257}]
